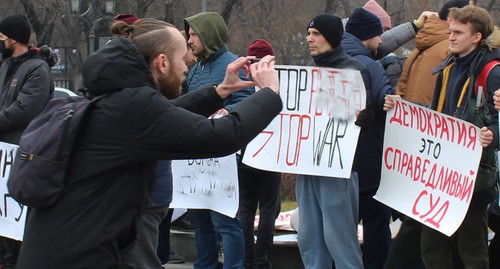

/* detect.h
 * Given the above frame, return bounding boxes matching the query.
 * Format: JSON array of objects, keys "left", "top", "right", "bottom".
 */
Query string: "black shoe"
[
  {"left": 171, "top": 214, "right": 193, "bottom": 231},
  {"left": 167, "top": 249, "right": 185, "bottom": 264}
]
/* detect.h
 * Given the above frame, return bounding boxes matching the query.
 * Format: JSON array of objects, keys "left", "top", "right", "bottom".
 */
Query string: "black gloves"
[{"left": 355, "top": 108, "right": 375, "bottom": 128}]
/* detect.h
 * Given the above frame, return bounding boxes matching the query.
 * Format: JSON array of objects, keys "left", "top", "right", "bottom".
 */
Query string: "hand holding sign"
[{"left": 375, "top": 98, "right": 482, "bottom": 236}]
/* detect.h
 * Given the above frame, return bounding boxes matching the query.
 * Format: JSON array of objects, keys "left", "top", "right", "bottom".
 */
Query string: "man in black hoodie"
[{"left": 16, "top": 18, "right": 283, "bottom": 269}]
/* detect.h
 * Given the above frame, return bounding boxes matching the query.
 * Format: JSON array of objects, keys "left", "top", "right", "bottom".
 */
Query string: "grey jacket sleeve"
[
  {"left": 376, "top": 22, "right": 417, "bottom": 60},
  {"left": 0, "top": 62, "right": 52, "bottom": 132}
]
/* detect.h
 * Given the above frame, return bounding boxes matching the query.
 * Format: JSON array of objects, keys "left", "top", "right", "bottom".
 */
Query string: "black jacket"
[{"left": 17, "top": 38, "right": 282, "bottom": 269}]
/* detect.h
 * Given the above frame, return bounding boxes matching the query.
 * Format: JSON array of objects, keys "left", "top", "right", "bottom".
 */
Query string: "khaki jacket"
[{"left": 396, "top": 17, "right": 450, "bottom": 106}]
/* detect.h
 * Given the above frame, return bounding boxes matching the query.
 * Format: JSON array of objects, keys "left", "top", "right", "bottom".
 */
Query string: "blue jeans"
[{"left": 188, "top": 209, "right": 244, "bottom": 269}]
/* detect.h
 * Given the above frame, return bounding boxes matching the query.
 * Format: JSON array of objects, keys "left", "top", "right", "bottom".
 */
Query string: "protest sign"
[
  {"left": 0, "top": 142, "right": 26, "bottom": 241},
  {"left": 375, "top": 98, "right": 482, "bottom": 236},
  {"left": 243, "top": 65, "right": 366, "bottom": 178},
  {"left": 171, "top": 155, "right": 239, "bottom": 217}
]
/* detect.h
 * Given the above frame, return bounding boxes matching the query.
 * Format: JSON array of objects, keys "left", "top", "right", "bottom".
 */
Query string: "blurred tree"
[{"left": 0, "top": 0, "right": 497, "bottom": 88}]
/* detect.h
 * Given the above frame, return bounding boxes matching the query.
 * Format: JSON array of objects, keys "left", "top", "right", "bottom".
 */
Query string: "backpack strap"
[{"left": 475, "top": 59, "right": 500, "bottom": 97}]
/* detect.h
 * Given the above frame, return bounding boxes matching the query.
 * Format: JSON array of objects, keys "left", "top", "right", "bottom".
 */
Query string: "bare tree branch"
[
  {"left": 136, "top": 0, "right": 154, "bottom": 18},
  {"left": 487, "top": 0, "right": 496, "bottom": 11},
  {"left": 221, "top": 0, "right": 239, "bottom": 23},
  {"left": 164, "top": 0, "right": 174, "bottom": 23},
  {"left": 339, "top": 0, "right": 352, "bottom": 16},
  {"left": 325, "top": 0, "right": 335, "bottom": 13}
]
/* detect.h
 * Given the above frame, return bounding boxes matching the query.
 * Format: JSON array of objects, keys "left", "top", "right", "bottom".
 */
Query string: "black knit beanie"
[
  {"left": 0, "top": 15, "right": 31, "bottom": 44},
  {"left": 346, "top": 8, "right": 383, "bottom": 41},
  {"left": 438, "top": 0, "right": 469, "bottom": 20},
  {"left": 307, "top": 13, "right": 344, "bottom": 48}
]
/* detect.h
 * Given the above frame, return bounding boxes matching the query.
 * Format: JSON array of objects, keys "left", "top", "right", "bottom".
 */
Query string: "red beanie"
[
  {"left": 115, "top": 14, "right": 140, "bottom": 25},
  {"left": 247, "top": 39, "right": 275, "bottom": 58}
]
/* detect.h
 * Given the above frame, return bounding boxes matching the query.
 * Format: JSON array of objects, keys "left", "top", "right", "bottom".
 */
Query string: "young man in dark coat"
[
  {"left": 385, "top": 5, "right": 499, "bottom": 269},
  {"left": 184, "top": 12, "right": 254, "bottom": 268},
  {"left": 16, "top": 18, "right": 283, "bottom": 269},
  {"left": 423, "top": 6, "right": 499, "bottom": 268},
  {"left": 238, "top": 38, "right": 282, "bottom": 269}
]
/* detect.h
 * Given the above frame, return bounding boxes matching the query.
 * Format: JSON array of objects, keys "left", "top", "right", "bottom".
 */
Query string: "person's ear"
[
  {"left": 473, "top": 32, "right": 483, "bottom": 44},
  {"left": 153, "top": 53, "right": 169, "bottom": 74}
]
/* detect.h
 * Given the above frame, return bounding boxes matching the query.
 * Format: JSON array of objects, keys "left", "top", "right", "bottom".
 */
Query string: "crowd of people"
[{"left": 0, "top": 0, "right": 499, "bottom": 268}]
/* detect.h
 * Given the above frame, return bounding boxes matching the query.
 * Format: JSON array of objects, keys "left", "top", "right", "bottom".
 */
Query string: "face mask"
[{"left": 1, "top": 40, "right": 14, "bottom": 59}]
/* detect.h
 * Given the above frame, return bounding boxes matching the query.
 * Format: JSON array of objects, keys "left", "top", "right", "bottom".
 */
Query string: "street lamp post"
[{"left": 70, "top": 0, "right": 116, "bottom": 54}]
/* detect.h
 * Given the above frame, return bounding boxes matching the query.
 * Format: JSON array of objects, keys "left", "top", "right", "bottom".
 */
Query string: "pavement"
[
  {"left": 160, "top": 218, "right": 410, "bottom": 269},
  {"left": 163, "top": 228, "right": 304, "bottom": 269},
  {"left": 163, "top": 262, "right": 194, "bottom": 269}
]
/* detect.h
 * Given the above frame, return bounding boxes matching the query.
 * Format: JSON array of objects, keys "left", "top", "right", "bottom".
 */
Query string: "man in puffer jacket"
[
  {"left": 342, "top": 8, "right": 394, "bottom": 269},
  {"left": 184, "top": 12, "right": 253, "bottom": 269}
]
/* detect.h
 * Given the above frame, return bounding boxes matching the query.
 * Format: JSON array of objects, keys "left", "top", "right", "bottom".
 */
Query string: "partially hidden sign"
[{"left": 0, "top": 141, "right": 27, "bottom": 241}]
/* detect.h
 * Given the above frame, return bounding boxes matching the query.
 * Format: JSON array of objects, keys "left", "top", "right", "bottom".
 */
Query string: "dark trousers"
[
  {"left": 1, "top": 237, "right": 20, "bottom": 267},
  {"left": 238, "top": 165, "right": 281, "bottom": 269},
  {"left": 383, "top": 217, "right": 468, "bottom": 269},
  {"left": 489, "top": 235, "right": 500, "bottom": 269},
  {"left": 383, "top": 217, "right": 424, "bottom": 269},
  {"left": 157, "top": 208, "right": 174, "bottom": 264},
  {"left": 359, "top": 188, "right": 392, "bottom": 269},
  {"left": 122, "top": 206, "right": 169, "bottom": 268},
  {"left": 489, "top": 198, "right": 500, "bottom": 269},
  {"left": 421, "top": 196, "right": 489, "bottom": 269}
]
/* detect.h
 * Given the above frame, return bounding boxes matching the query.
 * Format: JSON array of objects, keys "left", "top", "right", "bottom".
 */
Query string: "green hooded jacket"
[{"left": 184, "top": 12, "right": 228, "bottom": 61}]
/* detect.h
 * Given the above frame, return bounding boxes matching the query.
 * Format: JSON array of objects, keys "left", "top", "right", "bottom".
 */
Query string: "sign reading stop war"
[
  {"left": 243, "top": 65, "right": 366, "bottom": 178},
  {"left": 375, "top": 97, "right": 482, "bottom": 236}
]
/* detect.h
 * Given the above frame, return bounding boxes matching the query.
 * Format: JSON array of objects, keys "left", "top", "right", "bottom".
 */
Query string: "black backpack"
[{"left": 7, "top": 94, "right": 106, "bottom": 208}]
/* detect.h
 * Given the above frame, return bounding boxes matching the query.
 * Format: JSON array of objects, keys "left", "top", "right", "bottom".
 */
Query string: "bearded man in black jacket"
[{"left": 16, "top": 18, "right": 283, "bottom": 269}]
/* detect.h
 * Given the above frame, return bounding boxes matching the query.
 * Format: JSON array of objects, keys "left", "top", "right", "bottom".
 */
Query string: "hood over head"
[
  {"left": 82, "top": 38, "right": 157, "bottom": 95},
  {"left": 184, "top": 12, "right": 228, "bottom": 59},
  {"left": 415, "top": 16, "right": 450, "bottom": 51}
]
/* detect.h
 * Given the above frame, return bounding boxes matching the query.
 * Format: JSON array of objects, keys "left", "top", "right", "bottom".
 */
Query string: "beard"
[
  {"left": 0, "top": 41, "right": 13, "bottom": 59},
  {"left": 369, "top": 46, "right": 378, "bottom": 58},
  {"left": 157, "top": 68, "right": 183, "bottom": 100}
]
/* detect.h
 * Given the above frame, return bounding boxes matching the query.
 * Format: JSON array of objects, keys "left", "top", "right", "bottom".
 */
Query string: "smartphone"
[{"left": 249, "top": 58, "right": 262, "bottom": 63}]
